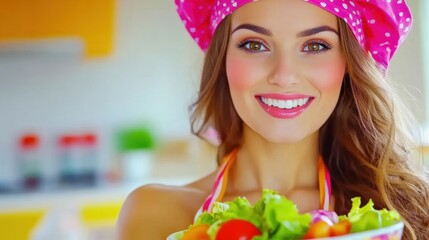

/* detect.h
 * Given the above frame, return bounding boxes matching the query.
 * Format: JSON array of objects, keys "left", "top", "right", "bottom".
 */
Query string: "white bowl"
[
  {"left": 166, "top": 232, "right": 181, "bottom": 240},
  {"left": 314, "top": 221, "right": 404, "bottom": 240},
  {"left": 167, "top": 221, "right": 403, "bottom": 240}
]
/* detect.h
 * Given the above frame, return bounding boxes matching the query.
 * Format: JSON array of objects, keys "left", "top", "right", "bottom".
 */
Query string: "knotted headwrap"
[{"left": 175, "top": 0, "right": 412, "bottom": 71}]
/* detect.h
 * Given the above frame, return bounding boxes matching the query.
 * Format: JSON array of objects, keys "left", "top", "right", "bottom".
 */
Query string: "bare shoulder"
[{"left": 116, "top": 174, "right": 216, "bottom": 239}]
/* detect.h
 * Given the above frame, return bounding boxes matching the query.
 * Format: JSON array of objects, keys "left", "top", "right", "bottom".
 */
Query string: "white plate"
[{"left": 167, "top": 221, "right": 403, "bottom": 240}]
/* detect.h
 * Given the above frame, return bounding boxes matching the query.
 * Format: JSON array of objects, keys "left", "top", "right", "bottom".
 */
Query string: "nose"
[{"left": 267, "top": 51, "right": 300, "bottom": 87}]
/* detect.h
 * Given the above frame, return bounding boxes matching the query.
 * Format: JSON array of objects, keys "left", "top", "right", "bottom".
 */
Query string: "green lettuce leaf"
[
  {"left": 206, "top": 196, "right": 264, "bottom": 239},
  {"left": 194, "top": 189, "right": 310, "bottom": 239},
  {"left": 346, "top": 197, "right": 401, "bottom": 233},
  {"left": 255, "top": 189, "right": 311, "bottom": 239}
]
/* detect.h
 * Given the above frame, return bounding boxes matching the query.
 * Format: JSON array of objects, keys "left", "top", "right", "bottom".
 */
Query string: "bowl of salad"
[{"left": 167, "top": 189, "right": 403, "bottom": 240}]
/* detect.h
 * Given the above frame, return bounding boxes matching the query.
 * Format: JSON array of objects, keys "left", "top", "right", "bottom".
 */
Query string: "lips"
[{"left": 256, "top": 93, "right": 314, "bottom": 119}]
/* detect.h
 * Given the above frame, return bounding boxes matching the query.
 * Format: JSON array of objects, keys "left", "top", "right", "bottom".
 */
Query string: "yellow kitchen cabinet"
[
  {"left": 0, "top": 0, "right": 115, "bottom": 57},
  {"left": 0, "top": 202, "right": 122, "bottom": 240},
  {"left": 0, "top": 210, "right": 45, "bottom": 240}
]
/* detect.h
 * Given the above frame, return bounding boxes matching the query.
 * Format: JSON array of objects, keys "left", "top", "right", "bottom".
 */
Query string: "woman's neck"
[{"left": 229, "top": 127, "right": 320, "bottom": 196}]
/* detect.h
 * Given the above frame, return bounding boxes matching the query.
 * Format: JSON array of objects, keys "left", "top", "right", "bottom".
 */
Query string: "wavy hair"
[{"left": 190, "top": 15, "right": 429, "bottom": 239}]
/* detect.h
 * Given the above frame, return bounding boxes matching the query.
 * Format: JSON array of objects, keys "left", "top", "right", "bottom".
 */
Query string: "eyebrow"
[
  {"left": 231, "top": 24, "right": 338, "bottom": 37},
  {"left": 297, "top": 25, "right": 339, "bottom": 37},
  {"left": 231, "top": 23, "right": 272, "bottom": 36}
]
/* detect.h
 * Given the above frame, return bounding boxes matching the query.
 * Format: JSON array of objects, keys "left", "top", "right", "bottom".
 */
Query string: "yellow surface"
[
  {"left": 0, "top": 210, "right": 45, "bottom": 240},
  {"left": 81, "top": 201, "right": 122, "bottom": 225},
  {"left": 0, "top": 202, "right": 122, "bottom": 240},
  {"left": 0, "top": 0, "right": 115, "bottom": 57}
]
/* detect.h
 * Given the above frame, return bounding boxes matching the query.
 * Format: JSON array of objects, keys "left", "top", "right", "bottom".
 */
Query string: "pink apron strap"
[
  {"left": 318, "top": 156, "right": 332, "bottom": 211},
  {"left": 194, "top": 149, "right": 238, "bottom": 222}
]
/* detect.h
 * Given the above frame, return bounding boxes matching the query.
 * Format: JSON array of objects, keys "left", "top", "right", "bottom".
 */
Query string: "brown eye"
[
  {"left": 307, "top": 43, "right": 321, "bottom": 51},
  {"left": 248, "top": 42, "right": 262, "bottom": 50},
  {"left": 302, "top": 41, "right": 330, "bottom": 54},
  {"left": 239, "top": 40, "right": 268, "bottom": 52}
]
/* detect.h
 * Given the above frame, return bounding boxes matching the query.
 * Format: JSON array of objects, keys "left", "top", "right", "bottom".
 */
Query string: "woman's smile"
[{"left": 257, "top": 94, "right": 314, "bottom": 119}]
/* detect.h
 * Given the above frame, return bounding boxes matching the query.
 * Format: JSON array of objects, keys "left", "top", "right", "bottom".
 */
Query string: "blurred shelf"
[{"left": 0, "top": 176, "right": 199, "bottom": 212}]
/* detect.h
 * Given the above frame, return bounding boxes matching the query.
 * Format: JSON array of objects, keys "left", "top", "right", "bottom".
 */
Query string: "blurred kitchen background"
[{"left": 0, "top": 0, "right": 428, "bottom": 239}]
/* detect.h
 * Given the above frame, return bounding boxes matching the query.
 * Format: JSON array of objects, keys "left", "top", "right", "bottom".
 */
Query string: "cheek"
[
  {"left": 312, "top": 59, "right": 345, "bottom": 91},
  {"left": 226, "top": 55, "right": 255, "bottom": 90}
]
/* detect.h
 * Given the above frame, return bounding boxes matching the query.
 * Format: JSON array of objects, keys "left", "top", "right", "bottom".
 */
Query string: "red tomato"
[
  {"left": 304, "top": 220, "right": 331, "bottom": 239},
  {"left": 182, "top": 224, "right": 210, "bottom": 240},
  {"left": 215, "top": 219, "right": 261, "bottom": 240},
  {"left": 330, "top": 220, "right": 351, "bottom": 236}
]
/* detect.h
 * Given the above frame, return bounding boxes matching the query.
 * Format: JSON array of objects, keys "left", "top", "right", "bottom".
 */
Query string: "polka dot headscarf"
[{"left": 175, "top": 0, "right": 412, "bottom": 71}]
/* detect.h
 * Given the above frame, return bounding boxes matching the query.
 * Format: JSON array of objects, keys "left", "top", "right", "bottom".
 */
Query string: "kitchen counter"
[
  {"left": 0, "top": 177, "right": 197, "bottom": 212},
  {"left": 0, "top": 144, "right": 217, "bottom": 240}
]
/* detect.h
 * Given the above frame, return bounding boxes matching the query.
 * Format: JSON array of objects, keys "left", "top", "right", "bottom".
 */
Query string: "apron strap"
[
  {"left": 194, "top": 149, "right": 332, "bottom": 222},
  {"left": 318, "top": 156, "right": 332, "bottom": 211},
  {"left": 194, "top": 148, "right": 238, "bottom": 222}
]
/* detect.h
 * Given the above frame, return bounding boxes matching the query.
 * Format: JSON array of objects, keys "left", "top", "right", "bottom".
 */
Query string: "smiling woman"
[
  {"left": 116, "top": 0, "right": 429, "bottom": 239},
  {"left": 226, "top": 0, "right": 346, "bottom": 143}
]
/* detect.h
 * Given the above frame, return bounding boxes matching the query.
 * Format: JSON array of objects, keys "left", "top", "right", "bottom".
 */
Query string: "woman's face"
[{"left": 226, "top": 0, "right": 346, "bottom": 143}]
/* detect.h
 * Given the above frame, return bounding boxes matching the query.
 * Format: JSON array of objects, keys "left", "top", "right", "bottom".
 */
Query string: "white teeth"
[{"left": 260, "top": 97, "right": 309, "bottom": 109}]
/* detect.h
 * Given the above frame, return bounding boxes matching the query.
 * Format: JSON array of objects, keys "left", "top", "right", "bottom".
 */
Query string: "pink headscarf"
[{"left": 175, "top": 0, "right": 412, "bottom": 71}]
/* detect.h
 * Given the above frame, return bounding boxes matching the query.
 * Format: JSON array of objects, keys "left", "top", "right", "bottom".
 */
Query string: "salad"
[{"left": 177, "top": 189, "right": 401, "bottom": 240}]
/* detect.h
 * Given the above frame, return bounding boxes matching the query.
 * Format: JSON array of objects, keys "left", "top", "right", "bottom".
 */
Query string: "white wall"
[
  {"left": 0, "top": 0, "right": 425, "bottom": 185},
  {"left": 0, "top": 0, "right": 204, "bottom": 184},
  {"left": 423, "top": 0, "right": 429, "bottom": 123},
  {"left": 389, "top": 0, "right": 426, "bottom": 124}
]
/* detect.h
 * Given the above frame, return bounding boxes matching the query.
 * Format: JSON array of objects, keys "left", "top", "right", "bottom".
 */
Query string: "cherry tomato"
[
  {"left": 304, "top": 220, "right": 331, "bottom": 239},
  {"left": 330, "top": 220, "right": 351, "bottom": 236},
  {"left": 215, "top": 219, "right": 261, "bottom": 240},
  {"left": 182, "top": 224, "right": 210, "bottom": 240}
]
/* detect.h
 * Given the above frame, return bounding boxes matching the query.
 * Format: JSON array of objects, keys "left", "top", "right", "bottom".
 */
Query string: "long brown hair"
[
  {"left": 190, "top": 15, "right": 429, "bottom": 239},
  {"left": 189, "top": 16, "right": 241, "bottom": 161},
  {"left": 322, "top": 20, "right": 429, "bottom": 239}
]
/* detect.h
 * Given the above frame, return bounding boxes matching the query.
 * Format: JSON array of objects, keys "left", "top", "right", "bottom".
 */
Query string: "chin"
[
  {"left": 260, "top": 131, "right": 309, "bottom": 144},
  {"left": 245, "top": 123, "right": 317, "bottom": 145},
  {"left": 267, "top": 136, "right": 307, "bottom": 144}
]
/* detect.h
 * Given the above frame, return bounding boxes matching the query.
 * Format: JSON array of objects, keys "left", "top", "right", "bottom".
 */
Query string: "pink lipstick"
[{"left": 256, "top": 93, "right": 314, "bottom": 119}]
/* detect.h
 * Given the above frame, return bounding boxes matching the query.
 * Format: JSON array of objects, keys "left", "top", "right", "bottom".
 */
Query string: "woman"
[{"left": 116, "top": 0, "right": 429, "bottom": 239}]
